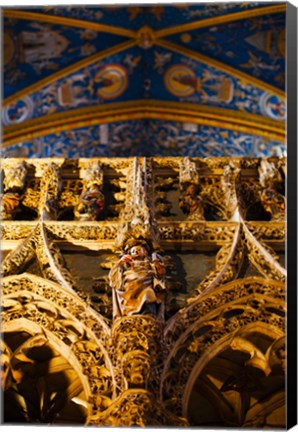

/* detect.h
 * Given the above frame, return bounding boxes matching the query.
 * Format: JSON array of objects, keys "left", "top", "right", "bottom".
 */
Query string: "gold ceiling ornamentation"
[
  {"left": 155, "top": 3, "right": 287, "bottom": 38},
  {"left": 3, "top": 9, "right": 137, "bottom": 38},
  {"left": 3, "top": 4, "right": 285, "bottom": 112},
  {"left": 2, "top": 100, "right": 285, "bottom": 147},
  {"left": 3, "top": 40, "right": 137, "bottom": 107},
  {"left": 136, "top": 25, "right": 156, "bottom": 49}
]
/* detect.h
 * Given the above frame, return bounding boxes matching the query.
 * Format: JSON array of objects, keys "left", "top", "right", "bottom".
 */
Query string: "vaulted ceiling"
[{"left": 2, "top": 3, "right": 286, "bottom": 158}]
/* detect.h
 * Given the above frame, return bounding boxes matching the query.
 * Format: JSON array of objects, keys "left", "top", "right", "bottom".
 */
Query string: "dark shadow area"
[{"left": 3, "top": 331, "right": 87, "bottom": 425}]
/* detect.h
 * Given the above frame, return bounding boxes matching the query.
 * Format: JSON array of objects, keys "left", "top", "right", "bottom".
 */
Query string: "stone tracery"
[{"left": 1, "top": 156, "right": 286, "bottom": 427}]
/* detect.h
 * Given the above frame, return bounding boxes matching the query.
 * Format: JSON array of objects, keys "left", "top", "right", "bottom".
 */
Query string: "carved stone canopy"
[{"left": 1, "top": 157, "right": 286, "bottom": 427}]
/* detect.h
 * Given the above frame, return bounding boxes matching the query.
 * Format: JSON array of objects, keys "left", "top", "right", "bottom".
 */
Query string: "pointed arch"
[{"left": 1, "top": 273, "right": 115, "bottom": 423}]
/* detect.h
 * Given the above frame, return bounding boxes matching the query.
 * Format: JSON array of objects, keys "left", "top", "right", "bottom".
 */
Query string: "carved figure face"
[{"left": 130, "top": 245, "right": 147, "bottom": 259}]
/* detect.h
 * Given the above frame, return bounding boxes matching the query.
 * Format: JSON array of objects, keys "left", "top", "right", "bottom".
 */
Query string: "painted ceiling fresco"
[
  {"left": 2, "top": 3, "right": 286, "bottom": 158},
  {"left": 4, "top": 120, "right": 285, "bottom": 159},
  {"left": 4, "top": 18, "right": 129, "bottom": 98}
]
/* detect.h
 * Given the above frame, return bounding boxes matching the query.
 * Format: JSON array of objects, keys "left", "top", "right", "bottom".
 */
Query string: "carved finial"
[
  {"left": 39, "top": 163, "right": 61, "bottom": 220},
  {"left": 116, "top": 158, "right": 160, "bottom": 252},
  {"left": 221, "top": 161, "right": 241, "bottom": 221}
]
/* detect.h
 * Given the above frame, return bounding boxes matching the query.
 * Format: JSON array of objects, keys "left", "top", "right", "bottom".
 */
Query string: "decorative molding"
[
  {"left": 3, "top": 9, "right": 136, "bottom": 38},
  {"left": 3, "top": 100, "right": 285, "bottom": 147}
]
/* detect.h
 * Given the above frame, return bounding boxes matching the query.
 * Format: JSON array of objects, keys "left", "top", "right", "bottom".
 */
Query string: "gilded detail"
[{"left": 1, "top": 157, "right": 286, "bottom": 427}]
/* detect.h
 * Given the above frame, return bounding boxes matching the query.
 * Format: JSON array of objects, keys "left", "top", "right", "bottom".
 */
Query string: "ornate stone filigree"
[
  {"left": 36, "top": 223, "right": 78, "bottom": 294},
  {"left": 87, "top": 389, "right": 188, "bottom": 426},
  {"left": 185, "top": 224, "right": 244, "bottom": 301},
  {"left": 39, "top": 163, "right": 61, "bottom": 220},
  {"left": 164, "top": 276, "right": 285, "bottom": 356},
  {"left": 161, "top": 277, "right": 285, "bottom": 417},
  {"left": 179, "top": 157, "right": 205, "bottom": 221},
  {"left": 116, "top": 158, "right": 160, "bottom": 251},
  {"left": 1, "top": 273, "right": 114, "bottom": 423},
  {"left": 1, "top": 227, "right": 38, "bottom": 276},
  {"left": 258, "top": 159, "right": 285, "bottom": 221},
  {"left": 0, "top": 157, "right": 286, "bottom": 428},
  {"left": 110, "top": 316, "right": 162, "bottom": 395},
  {"left": 242, "top": 220, "right": 286, "bottom": 281},
  {"left": 86, "top": 315, "right": 188, "bottom": 427},
  {"left": 221, "top": 160, "right": 242, "bottom": 220}
]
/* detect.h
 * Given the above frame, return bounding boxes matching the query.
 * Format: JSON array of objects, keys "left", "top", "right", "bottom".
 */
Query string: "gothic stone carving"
[{"left": 1, "top": 157, "right": 286, "bottom": 428}]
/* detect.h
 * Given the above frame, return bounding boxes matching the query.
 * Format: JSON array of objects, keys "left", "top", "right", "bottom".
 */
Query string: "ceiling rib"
[
  {"left": 3, "top": 100, "right": 285, "bottom": 147},
  {"left": 3, "top": 9, "right": 137, "bottom": 38},
  {"left": 155, "top": 3, "right": 286, "bottom": 38},
  {"left": 3, "top": 40, "right": 137, "bottom": 107}
]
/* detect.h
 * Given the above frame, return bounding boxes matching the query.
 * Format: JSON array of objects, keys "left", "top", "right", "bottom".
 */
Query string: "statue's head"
[
  {"left": 124, "top": 238, "right": 151, "bottom": 259},
  {"left": 129, "top": 244, "right": 148, "bottom": 260}
]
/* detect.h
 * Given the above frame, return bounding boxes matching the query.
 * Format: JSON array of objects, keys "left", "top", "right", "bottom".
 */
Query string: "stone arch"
[
  {"left": 164, "top": 276, "right": 285, "bottom": 353},
  {"left": 182, "top": 323, "right": 285, "bottom": 426},
  {"left": 2, "top": 318, "right": 92, "bottom": 423},
  {"left": 1, "top": 273, "right": 116, "bottom": 424},
  {"left": 160, "top": 277, "right": 285, "bottom": 427}
]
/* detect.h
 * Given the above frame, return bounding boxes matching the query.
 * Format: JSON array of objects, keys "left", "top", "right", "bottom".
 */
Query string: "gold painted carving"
[{"left": 1, "top": 157, "right": 286, "bottom": 427}]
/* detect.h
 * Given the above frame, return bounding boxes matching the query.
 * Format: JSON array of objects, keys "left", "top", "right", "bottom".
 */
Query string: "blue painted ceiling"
[{"left": 2, "top": 3, "right": 286, "bottom": 158}]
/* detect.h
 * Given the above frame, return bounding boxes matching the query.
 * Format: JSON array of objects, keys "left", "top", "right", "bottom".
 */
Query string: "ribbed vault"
[{"left": 2, "top": 3, "right": 286, "bottom": 158}]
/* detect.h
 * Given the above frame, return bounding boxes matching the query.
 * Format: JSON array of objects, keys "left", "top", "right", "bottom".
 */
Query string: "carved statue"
[
  {"left": 260, "top": 185, "right": 285, "bottom": 221},
  {"left": 179, "top": 157, "right": 205, "bottom": 220},
  {"left": 75, "top": 161, "right": 105, "bottom": 221},
  {"left": 221, "top": 162, "right": 241, "bottom": 220},
  {"left": 74, "top": 187, "right": 104, "bottom": 221},
  {"left": 179, "top": 183, "right": 204, "bottom": 220},
  {"left": 3, "top": 161, "right": 27, "bottom": 192},
  {"left": 258, "top": 160, "right": 285, "bottom": 220},
  {"left": 38, "top": 162, "right": 62, "bottom": 220},
  {"left": 1, "top": 161, "right": 28, "bottom": 220},
  {"left": 109, "top": 239, "right": 166, "bottom": 319}
]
